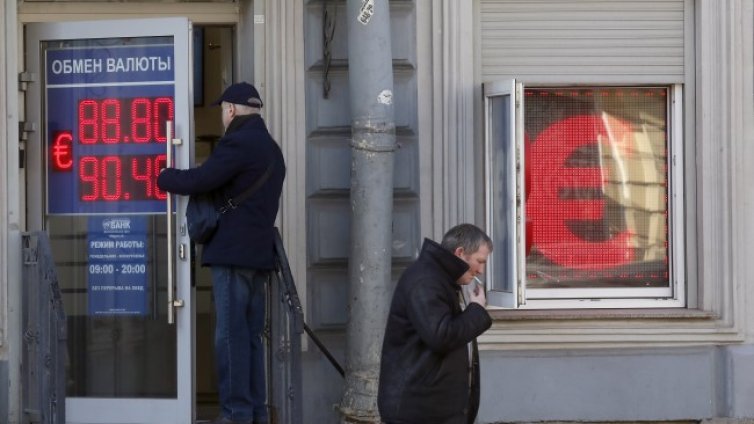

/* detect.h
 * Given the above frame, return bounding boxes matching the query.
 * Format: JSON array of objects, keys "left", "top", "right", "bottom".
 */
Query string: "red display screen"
[
  {"left": 47, "top": 93, "right": 174, "bottom": 214},
  {"left": 524, "top": 88, "right": 670, "bottom": 289}
]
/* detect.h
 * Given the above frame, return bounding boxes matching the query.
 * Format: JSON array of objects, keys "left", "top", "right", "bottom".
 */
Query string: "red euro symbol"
[
  {"left": 527, "top": 115, "right": 634, "bottom": 269},
  {"left": 524, "top": 139, "right": 533, "bottom": 256},
  {"left": 52, "top": 131, "right": 74, "bottom": 171}
]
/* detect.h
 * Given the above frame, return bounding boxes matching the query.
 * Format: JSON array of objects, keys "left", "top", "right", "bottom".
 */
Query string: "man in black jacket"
[
  {"left": 378, "top": 223, "right": 493, "bottom": 424},
  {"left": 157, "top": 82, "right": 285, "bottom": 424}
]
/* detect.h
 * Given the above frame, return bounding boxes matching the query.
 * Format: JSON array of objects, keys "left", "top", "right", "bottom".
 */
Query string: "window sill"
[
  {"left": 488, "top": 307, "right": 718, "bottom": 322},
  {"left": 479, "top": 308, "right": 743, "bottom": 349}
]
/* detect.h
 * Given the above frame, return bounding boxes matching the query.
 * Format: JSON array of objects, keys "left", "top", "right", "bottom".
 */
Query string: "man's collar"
[{"left": 225, "top": 113, "right": 259, "bottom": 134}]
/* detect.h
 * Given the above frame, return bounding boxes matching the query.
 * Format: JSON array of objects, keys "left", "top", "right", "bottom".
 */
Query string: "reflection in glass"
[
  {"left": 49, "top": 215, "right": 176, "bottom": 397},
  {"left": 524, "top": 87, "right": 669, "bottom": 289},
  {"left": 489, "top": 95, "right": 515, "bottom": 293}
]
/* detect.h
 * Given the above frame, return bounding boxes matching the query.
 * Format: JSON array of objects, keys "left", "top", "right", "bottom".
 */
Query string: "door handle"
[{"left": 165, "top": 121, "right": 185, "bottom": 324}]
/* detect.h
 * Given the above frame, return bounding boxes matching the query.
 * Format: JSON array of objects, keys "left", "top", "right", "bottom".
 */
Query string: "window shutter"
[{"left": 479, "top": 0, "right": 686, "bottom": 84}]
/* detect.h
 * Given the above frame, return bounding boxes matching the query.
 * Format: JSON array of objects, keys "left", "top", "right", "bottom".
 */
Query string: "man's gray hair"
[
  {"left": 440, "top": 223, "right": 493, "bottom": 254},
  {"left": 223, "top": 101, "right": 260, "bottom": 116}
]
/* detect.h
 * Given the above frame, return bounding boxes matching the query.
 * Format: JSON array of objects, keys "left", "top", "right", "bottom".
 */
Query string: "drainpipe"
[{"left": 339, "top": 0, "right": 396, "bottom": 422}]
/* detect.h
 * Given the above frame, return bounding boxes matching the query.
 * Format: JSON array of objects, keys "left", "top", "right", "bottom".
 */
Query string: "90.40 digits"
[
  {"left": 78, "top": 96, "right": 174, "bottom": 144},
  {"left": 78, "top": 154, "right": 167, "bottom": 202}
]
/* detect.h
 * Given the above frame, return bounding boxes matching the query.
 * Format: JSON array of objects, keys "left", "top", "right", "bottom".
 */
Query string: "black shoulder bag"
[{"left": 186, "top": 162, "right": 274, "bottom": 244}]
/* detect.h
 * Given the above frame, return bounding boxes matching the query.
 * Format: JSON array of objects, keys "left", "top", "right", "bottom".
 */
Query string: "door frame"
[{"left": 24, "top": 17, "right": 195, "bottom": 424}]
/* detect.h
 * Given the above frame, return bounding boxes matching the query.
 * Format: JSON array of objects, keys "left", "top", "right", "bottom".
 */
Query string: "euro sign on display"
[{"left": 527, "top": 114, "right": 635, "bottom": 270}]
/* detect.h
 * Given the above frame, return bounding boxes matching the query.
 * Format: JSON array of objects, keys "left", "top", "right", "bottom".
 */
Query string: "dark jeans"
[{"left": 212, "top": 266, "right": 268, "bottom": 423}]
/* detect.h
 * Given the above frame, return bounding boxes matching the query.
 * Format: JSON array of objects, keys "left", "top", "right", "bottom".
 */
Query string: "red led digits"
[
  {"left": 154, "top": 154, "right": 168, "bottom": 200},
  {"left": 153, "top": 97, "right": 174, "bottom": 143},
  {"left": 137, "top": 154, "right": 169, "bottom": 200},
  {"left": 130, "top": 156, "right": 152, "bottom": 199},
  {"left": 79, "top": 157, "right": 99, "bottom": 201},
  {"left": 131, "top": 97, "right": 151, "bottom": 143},
  {"left": 51, "top": 131, "right": 74, "bottom": 171},
  {"left": 76, "top": 97, "right": 174, "bottom": 144},
  {"left": 101, "top": 99, "right": 121, "bottom": 144},
  {"left": 101, "top": 156, "right": 122, "bottom": 201},
  {"left": 78, "top": 154, "right": 167, "bottom": 202},
  {"left": 79, "top": 100, "right": 99, "bottom": 144},
  {"left": 71, "top": 97, "right": 175, "bottom": 205}
]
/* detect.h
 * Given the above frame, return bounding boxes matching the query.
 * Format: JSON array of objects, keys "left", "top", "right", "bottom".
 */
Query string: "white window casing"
[
  {"left": 474, "top": 0, "right": 752, "bottom": 348},
  {"left": 484, "top": 83, "right": 684, "bottom": 310}
]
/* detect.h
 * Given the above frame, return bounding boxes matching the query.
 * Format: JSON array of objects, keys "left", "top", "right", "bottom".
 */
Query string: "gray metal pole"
[{"left": 339, "top": 0, "right": 396, "bottom": 422}]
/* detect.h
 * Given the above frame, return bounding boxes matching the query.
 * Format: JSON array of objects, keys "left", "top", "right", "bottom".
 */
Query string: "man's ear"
[{"left": 454, "top": 247, "right": 465, "bottom": 258}]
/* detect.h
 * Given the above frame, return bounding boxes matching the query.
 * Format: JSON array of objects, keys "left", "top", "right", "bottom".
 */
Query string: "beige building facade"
[{"left": 1, "top": 1, "right": 754, "bottom": 423}]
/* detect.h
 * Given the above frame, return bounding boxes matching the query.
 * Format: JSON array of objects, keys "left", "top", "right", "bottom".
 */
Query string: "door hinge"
[
  {"left": 19, "top": 141, "right": 25, "bottom": 169},
  {"left": 18, "top": 122, "right": 35, "bottom": 169},
  {"left": 18, "top": 72, "right": 36, "bottom": 91},
  {"left": 19, "top": 121, "right": 36, "bottom": 141}
]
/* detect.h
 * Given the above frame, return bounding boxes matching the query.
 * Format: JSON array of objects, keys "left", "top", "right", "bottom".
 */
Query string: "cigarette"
[{"left": 473, "top": 276, "right": 484, "bottom": 288}]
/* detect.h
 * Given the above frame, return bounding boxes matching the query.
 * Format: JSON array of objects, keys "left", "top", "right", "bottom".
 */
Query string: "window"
[{"left": 484, "top": 81, "right": 684, "bottom": 309}]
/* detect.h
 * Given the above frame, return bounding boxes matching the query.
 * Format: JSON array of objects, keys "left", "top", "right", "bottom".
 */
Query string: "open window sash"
[{"left": 483, "top": 79, "right": 526, "bottom": 308}]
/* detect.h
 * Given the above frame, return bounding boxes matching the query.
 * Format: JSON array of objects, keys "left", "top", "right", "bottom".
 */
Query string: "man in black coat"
[
  {"left": 157, "top": 82, "right": 285, "bottom": 424},
  {"left": 378, "top": 223, "right": 493, "bottom": 424}
]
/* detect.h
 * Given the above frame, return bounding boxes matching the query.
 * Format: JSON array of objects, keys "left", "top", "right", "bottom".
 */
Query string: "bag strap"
[{"left": 218, "top": 160, "right": 274, "bottom": 214}]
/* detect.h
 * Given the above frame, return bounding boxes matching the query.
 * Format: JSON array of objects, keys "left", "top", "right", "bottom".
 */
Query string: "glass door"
[{"left": 25, "top": 18, "right": 195, "bottom": 424}]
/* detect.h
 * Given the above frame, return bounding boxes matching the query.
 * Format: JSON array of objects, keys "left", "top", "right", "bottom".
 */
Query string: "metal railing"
[
  {"left": 20, "top": 228, "right": 306, "bottom": 424},
  {"left": 266, "top": 228, "right": 305, "bottom": 424},
  {"left": 21, "top": 232, "right": 67, "bottom": 424}
]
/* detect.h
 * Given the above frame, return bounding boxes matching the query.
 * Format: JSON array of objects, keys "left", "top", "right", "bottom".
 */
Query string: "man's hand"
[{"left": 469, "top": 283, "right": 486, "bottom": 307}]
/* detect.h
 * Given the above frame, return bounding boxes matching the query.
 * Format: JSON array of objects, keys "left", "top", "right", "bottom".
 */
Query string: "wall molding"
[
  {"left": 419, "top": 0, "right": 477, "bottom": 241},
  {"left": 256, "top": 0, "right": 308, "bottom": 314}
]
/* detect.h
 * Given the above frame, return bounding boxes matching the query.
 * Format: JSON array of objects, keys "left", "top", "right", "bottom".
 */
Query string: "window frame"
[{"left": 483, "top": 80, "right": 686, "bottom": 309}]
